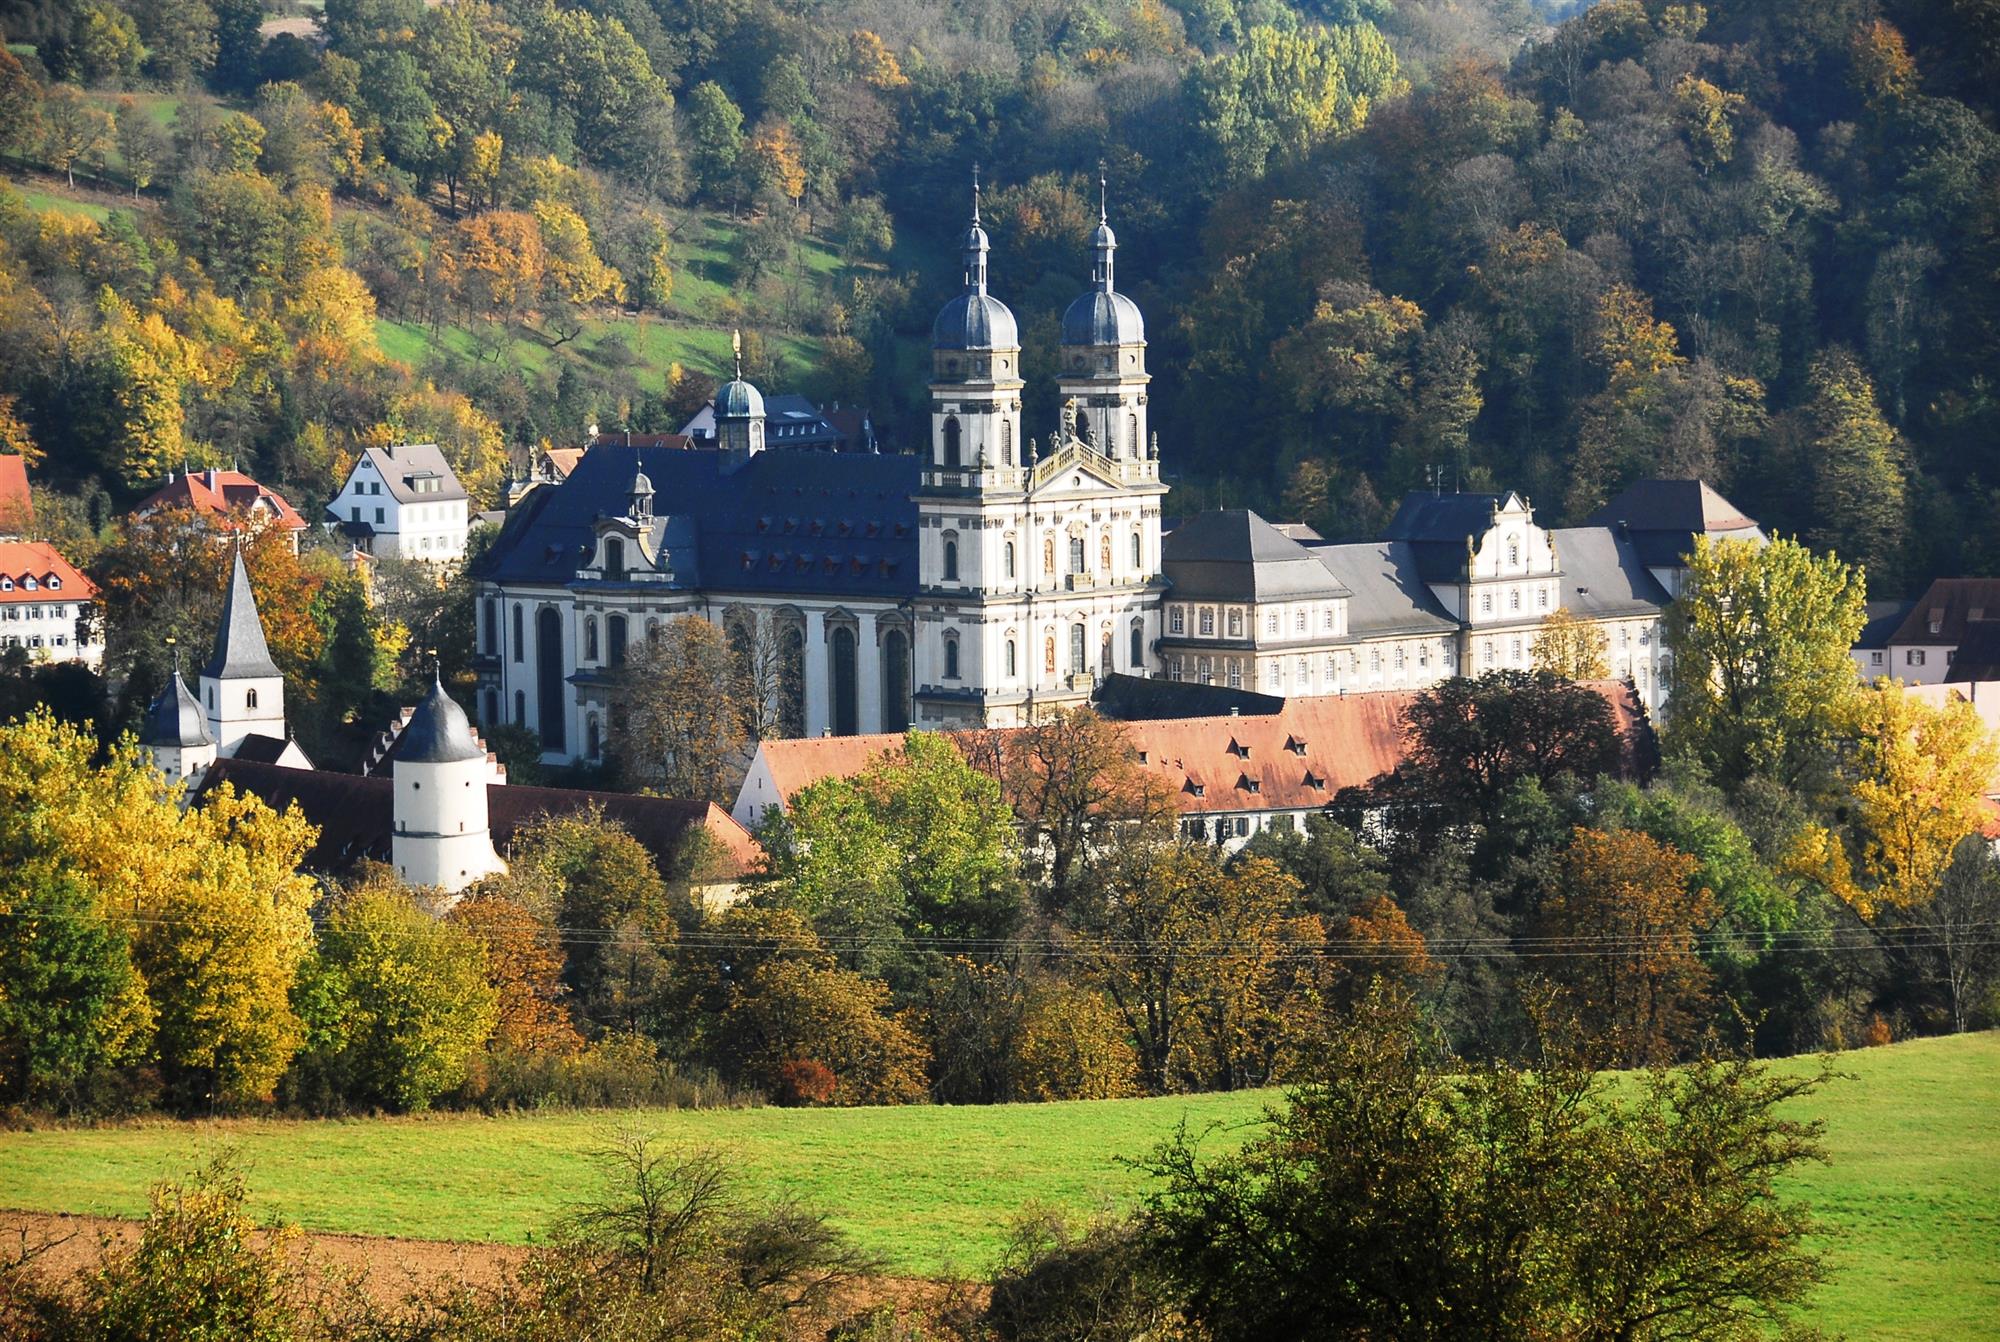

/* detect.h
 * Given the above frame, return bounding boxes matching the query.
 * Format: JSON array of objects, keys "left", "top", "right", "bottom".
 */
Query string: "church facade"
[{"left": 471, "top": 186, "right": 1762, "bottom": 768}]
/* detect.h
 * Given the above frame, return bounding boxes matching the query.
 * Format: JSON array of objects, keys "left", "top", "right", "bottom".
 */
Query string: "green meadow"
[{"left": 1, "top": 1032, "right": 1994, "bottom": 1339}]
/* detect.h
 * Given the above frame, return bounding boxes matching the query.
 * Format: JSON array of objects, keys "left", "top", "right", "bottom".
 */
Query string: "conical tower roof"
[
  {"left": 201, "top": 547, "right": 280, "bottom": 681},
  {"left": 399, "top": 674, "right": 486, "bottom": 764},
  {"left": 141, "top": 657, "right": 213, "bottom": 749}
]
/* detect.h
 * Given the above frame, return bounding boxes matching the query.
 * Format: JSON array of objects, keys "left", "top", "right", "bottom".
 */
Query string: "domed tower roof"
[
  {"left": 1061, "top": 173, "right": 1144, "bottom": 347},
  {"left": 399, "top": 675, "right": 486, "bottom": 765},
  {"left": 141, "top": 657, "right": 212, "bottom": 749},
  {"left": 933, "top": 166, "right": 1019, "bottom": 353},
  {"left": 714, "top": 329, "right": 765, "bottom": 419}
]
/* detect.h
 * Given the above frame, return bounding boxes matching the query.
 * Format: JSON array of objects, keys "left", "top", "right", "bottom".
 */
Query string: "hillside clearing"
[{"left": 0, "top": 1033, "right": 1994, "bottom": 1339}]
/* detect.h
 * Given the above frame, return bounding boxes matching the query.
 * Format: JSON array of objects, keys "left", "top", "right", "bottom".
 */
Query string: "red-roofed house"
[
  {"left": 0, "top": 539, "right": 100, "bottom": 667},
  {"left": 132, "top": 467, "right": 309, "bottom": 550},
  {"left": 0, "top": 456, "right": 31, "bottom": 539},
  {"left": 731, "top": 682, "right": 1650, "bottom": 851}
]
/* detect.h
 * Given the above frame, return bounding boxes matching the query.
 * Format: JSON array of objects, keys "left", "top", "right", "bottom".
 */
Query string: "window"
[
  {"left": 514, "top": 690, "right": 526, "bottom": 724},
  {"left": 1909, "top": 650, "right": 1927, "bottom": 666},
  {"left": 605, "top": 538, "right": 626, "bottom": 578},
  {"left": 1323, "top": 608, "right": 1334, "bottom": 630},
  {"left": 1064, "top": 622, "right": 1084, "bottom": 675},
  {"left": 943, "top": 538, "right": 959, "bottom": 582},
  {"left": 1200, "top": 608, "right": 1215, "bottom": 636},
  {"left": 1070, "top": 536, "right": 1086, "bottom": 573},
  {"left": 1130, "top": 622, "right": 1144, "bottom": 668},
  {"left": 351, "top": 506, "right": 361, "bottom": 523},
  {"left": 1005, "top": 639, "right": 1017, "bottom": 677},
  {"left": 586, "top": 715, "right": 601, "bottom": 760},
  {"left": 1170, "top": 607, "right": 1185, "bottom": 634},
  {"left": 608, "top": 614, "right": 628, "bottom": 667},
  {"left": 944, "top": 635, "right": 960, "bottom": 680},
  {"left": 1004, "top": 542, "right": 1016, "bottom": 579},
  {"left": 482, "top": 599, "right": 497, "bottom": 655},
  {"left": 1369, "top": 649, "right": 1380, "bottom": 672},
  {"left": 1511, "top": 638, "right": 1523, "bottom": 661},
  {"left": 1871, "top": 651, "right": 1884, "bottom": 665},
  {"left": 1228, "top": 609, "right": 1243, "bottom": 637},
  {"left": 1001, "top": 418, "right": 1013, "bottom": 465},
  {"left": 1295, "top": 610, "right": 1307, "bottom": 632},
  {"left": 943, "top": 415, "right": 962, "bottom": 466},
  {"left": 1266, "top": 612, "right": 1278, "bottom": 634},
  {"left": 1393, "top": 646, "right": 1405, "bottom": 670},
  {"left": 1229, "top": 660, "right": 1243, "bottom": 688},
  {"left": 1131, "top": 532, "right": 1141, "bottom": 568},
  {"left": 1509, "top": 589, "right": 1520, "bottom": 611},
  {"left": 1508, "top": 540, "right": 1519, "bottom": 565},
  {"left": 246, "top": 688, "right": 259, "bottom": 710},
  {"left": 1128, "top": 413, "right": 1139, "bottom": 455},
  {"left": 1482, "top": 593, "right": 1493, "bottom": 614},
  {"left": 374, "top": 508, "right": 384, "bottom": 525},
  {"left": 1538, "top": 588, "right": 1548, "bottom": 609},
  {"left": 1484, "top": 644, "right": 1496, "bottom": 665},
  {"left": 512, "top": 605, "right": 524, "bottom": 662},
  {"left": 585, "top": 616, "right": 599, "bottom": 661}
]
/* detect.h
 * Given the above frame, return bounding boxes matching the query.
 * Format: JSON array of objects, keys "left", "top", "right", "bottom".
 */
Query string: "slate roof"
[
  {"left": 400, "top": 677, "right": 486, "bottom": 763},
  {"left": 1307, "top": 541, "right": 1458, "bottom": 636},
  {"left": 356, "top": 443, "right": 467, "bottom": 504},
  {"left": 1548, "top": 527, "right": 1672, "bottom": 618},
  {"left": 1094, "top": 671, "right": 1285, "bottom": 721},
  {"left": 1855, "top": 600, "right": 1915, "bottom": 651},
  {"left": 231, "top": 733, "right": 298, "bottom": 764},
  {"left": 1891, "top": 579, "right": 2000, "bottom": 647},
  {"left": 1946, "top": 622, "right": 2000, "bottom": 683},
  {"left": 140, "top": 667, "right": 211, "bottom": 748},
  {"left": 200, "top": 549, "right": 280, "bottom": 680},
  {"left": 1381, "top": 492, "right": 1510, "bottom": 582},
  {"left": 1161, "top": 510, "right": 1352, "bottom": 602},
  {"left": 475, "top": 445, "right": 923, "bottom": 599},
  {"left": 198, "top": 760, "right": 761, "bottom": 879},
  {"left": 1586, "top": 479, "right": 1764, "bottom": 569}
]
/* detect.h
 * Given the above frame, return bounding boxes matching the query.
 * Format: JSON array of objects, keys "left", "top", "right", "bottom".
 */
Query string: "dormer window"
[
  {"left": 46, "top": 576, "right": 59, "bottom": 590},
  {"left": 1184, "top": 779, "right": 1205, "bottom": 798},
  {"left": 22, "top": 576, "right": 35, "bottom": 591},
  {"left": 604, "top": 538, "right": 626, "bottom": 578},
  {"left": 1227, "top": 738, "right": 1249, "bottom": 759},
  {"left": 1285, "top": 736, "right": 1306, "bottom": 756},
  {"left": 1237, "top": 774, "right": 1259, "bottom": 793},
  {"left": 0, "top": 578, "right": 12, "bottom": 591},
  {"left": 1304, "top": 770, "right": 1325, "bottom": 789}
]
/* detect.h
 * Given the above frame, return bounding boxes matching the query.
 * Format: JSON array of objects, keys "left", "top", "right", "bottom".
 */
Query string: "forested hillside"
[{"left": 0, "top": 0, "right": 1994, "bottom": 601}]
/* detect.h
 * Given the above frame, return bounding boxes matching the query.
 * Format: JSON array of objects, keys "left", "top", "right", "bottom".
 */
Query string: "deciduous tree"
[
  {"left": 1530, "top": 606, "right": 1609, "bottom": 680},
  {"left": 613, "top": 617, "right": 749, "bottom": 804}
]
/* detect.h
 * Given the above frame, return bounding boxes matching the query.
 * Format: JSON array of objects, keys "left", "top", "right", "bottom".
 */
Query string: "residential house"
[{"left": 324, "top": 443, "right": 471, "bottom": 561}]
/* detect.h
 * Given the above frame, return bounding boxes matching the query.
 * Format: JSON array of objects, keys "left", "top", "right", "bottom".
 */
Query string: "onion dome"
[
  {"left": 141, "top": 660, "right": 212, "bottom": 749},
  {"left": 933, "top": 168, "right": 1019, "bottom": 352},
  {"left": 1061, "top": 174, "right": 1144, "bottom": 347},
  {"left": 715, "top": 377, "right": 764, "bottom": 418},
  {"left": 399, "top": 674, "right": 486, "bottom": 764}
]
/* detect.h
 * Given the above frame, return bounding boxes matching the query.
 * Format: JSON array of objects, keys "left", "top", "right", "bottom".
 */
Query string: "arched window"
[
  {"left": 1508, "top": 540, "right": 1519, "bottom": 566},
  {"left": 511, "top": 605, "right": 524, "bottom": 662},
  {"left": 943, "top": 415, "right": 962, "bottom": 467},
  {"left": 780, "top": 625, "right": 806, "bottom": 737},
  {"left": 535, "top": 607, "right": 566, "bottom": 750},
  {"left": 514, "top": 689, "right": 525, "bottom": 724},
  {"left": 1004, "top": 541, "right": 1016, "bottom": 578},
  {"left": 246, "top": 687, "right": 258, "bottom": 710},
  {"left": 482, "top": 598, "right": 497, "bottom": 655},
  {"left": 831, "top": 626, "right": 858, "bottom": 736},
  {"left": 882, "top": 629, "right": 911, "bottom": 732},
  {"left": 1130, "top": 621, "right": 1144, "bottom": 668},
  {"left": 585, "top": 616, "right": 599, "bottom": 662},
  {"left": 943, "top": 537, "right": 959, "bottom": 582},
  {"left": 944, "top": 634, "right": 960, "bottom": 680},
  {"left": 1069, "top": 536, "right": 1085, "bottom": 573},
  {"left": 1005, "top": 639, "right": 1017, "bottom": 677},
  {"left": 1001, "top": 419, "right": 1014, "bottom": 465},
  {"left": 1070, "top": 623, "right": 1086, "bottom": 674},
  {"left": 1131, "top": 531, "right": 1141, "bottom": 569},
  {"left": 608, "top": 614, "right": 628, "bottom": 667},
  {"left": 604, "top": 538, "right": 626, "bottom": 578},
  {"left": 586, "top": 714, "right": 601, "bottom": 759}
]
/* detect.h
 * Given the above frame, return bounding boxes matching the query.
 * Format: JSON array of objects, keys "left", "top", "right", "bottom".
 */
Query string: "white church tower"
[
  {"left": 392, "top": 674, "right": 506, "bottom": 895},
  {"left": 140, "top": 650, "right": 217, "bottom": 782},
  {"left": 1057, "top": 174, "right": 1150, "bottom": 460},
  {"left": 200, "top": 547, "right": 289, "bottom": 756},
  {"left": 911, "top": 171, "right": 1166, "bottom": 728}
]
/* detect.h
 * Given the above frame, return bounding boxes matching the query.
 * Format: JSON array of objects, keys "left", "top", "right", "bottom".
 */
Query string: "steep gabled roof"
[
  {"left": 357, "top": 443, "right": 468, "bottom": 505},
  {"left": 1585, "top": 479, "right": 1764, "bottom": 569},
  {"left": 134, "top": 469, "right": 307, "bottom": 533},
  {"left": 0, "top": 539, "right": 95, "bottom": 604},
  {"left": 0, "top": 455, "right": 31, "bottom": 533},
  {"left": 201, "top": 548, "right": 280, "bottom": 680},
  {"left": 1161, "top": 509, "right": 1352, "bottom": 602},
  {"left": 1307, "top": 541, "right": 1458, "bottom": 636},
  {"left": 1890, "top": 578, "right": 2000, "bottom": 648},
  {"left": 1380, "top": 492, "right": 1516, "bottom": 583}
]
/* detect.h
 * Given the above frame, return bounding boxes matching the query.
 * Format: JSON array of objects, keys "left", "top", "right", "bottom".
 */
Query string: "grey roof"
[
  {"left": 1855, "top": 600, "right": 1914, "bottom": 651},
  {"left": 141, "top": 666, "right": 212, "bottom": 748},
  {"left": 1308, "top": 541, "right": 1459, "bottom": 636},
  {"left": 1381, "top": 492, "right": 1512, "bottom": 584},
  {"left": 361, "top": 444, "right": 468, "bottom": 505},
  {"left": 1548, "top": 528, "right": 1672, "bottom": 618},
  {"left": 716, "top": 378, "right": 765, "bottom": 419},
  {"left": 932, "top": 290, "right": 1019, "bottom": 351},
  {"left": 232, "top": 733, "right": 299, "bottom": 765},
  {"left": 1585, "top": 479, "right": 1764, "bottom": 569},
  {"left": 1945, "top": 621, "right": 2000, "bottom": 682},
  {"left": 201, "top": 549, "right": 280, "bottom": 680},
  {"left": 399, "top": 677, "right": 487, "bottom": 764},
  {"left": 1094, "top": 671, "right": 1284, "bottom": 721},
  {"left": 1061, "top": 289, "right": 1144, "bottom": 346},
  {"left": 1890, "top": 578, "right": 2000, "bottom": 647},
  {"left": 1162, "top": 510, "right": 1352, "bottom": 602}
]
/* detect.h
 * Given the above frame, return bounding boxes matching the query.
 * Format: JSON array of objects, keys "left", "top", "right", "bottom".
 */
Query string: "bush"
[
  {"left": 468, "top": 1035, "right": 757, "bottom": 1112},
  {"left": 774, "top": 1057, "right": 837, "bottom": 1106},
  {"left": 986, "top": 1208, "right": 1180, "bottom": 1342}
]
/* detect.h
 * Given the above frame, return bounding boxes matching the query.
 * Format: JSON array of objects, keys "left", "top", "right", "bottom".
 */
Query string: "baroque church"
[{"left": 472, "top": 182, "right": 1764, "bottom": 768}]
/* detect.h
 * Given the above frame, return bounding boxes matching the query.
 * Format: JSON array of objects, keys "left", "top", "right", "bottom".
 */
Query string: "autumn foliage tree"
[
  {"left": 1540, "top": 828, "right": 1717, "bottom": 1068},
  {"left": 448, "top": 888, "right": 582, "bottom": 1056},
  {"left": 1530, "top": 607, "right": 1610, "bottom": 681}
]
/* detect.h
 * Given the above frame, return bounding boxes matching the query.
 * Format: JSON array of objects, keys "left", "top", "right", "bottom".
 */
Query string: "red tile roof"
[
  {"left": 0, "top": 455, "right": 30, "bottom": 531},
  {"left": 0, "top": 539, "right": 95, "bottom": 604},
  {"left": 133, "top": 469, "right": 307, "bottom": 533},
  {"left": 749, "top": 682, "right": 1650, "bottom": 819}
]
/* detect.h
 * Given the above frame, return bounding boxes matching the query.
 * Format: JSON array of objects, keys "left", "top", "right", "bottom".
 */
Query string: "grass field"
[{"left": 1, "top": 1034, "right": 1994, "bottom": 1338}]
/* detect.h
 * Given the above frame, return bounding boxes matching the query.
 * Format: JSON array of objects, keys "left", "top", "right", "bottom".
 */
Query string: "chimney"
[{"left": 1230, "top": 706, "right": 1239, "bottom": 717}]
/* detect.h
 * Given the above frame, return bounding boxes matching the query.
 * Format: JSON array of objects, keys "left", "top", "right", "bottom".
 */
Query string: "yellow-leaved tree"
[
  {"left": 1531, "top": 607, "right": 1611, "bottom": 681},
  {"left": 0, "top": 712, "right": 318, "bottom": 1104},
  {"left": 1790, "top": 683, "right": 1999, "bottom": 918}
]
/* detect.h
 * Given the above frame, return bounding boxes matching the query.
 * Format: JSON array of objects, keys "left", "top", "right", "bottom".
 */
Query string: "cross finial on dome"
[
  {"left": 731, "top": 327, "right": 743, "bottom": 381},
  {"left": 971, "top": 162, "right": 981, "bottom": 223},
  {"left": 1099, "top": 163, "right": 1108, "bottom": 224}
]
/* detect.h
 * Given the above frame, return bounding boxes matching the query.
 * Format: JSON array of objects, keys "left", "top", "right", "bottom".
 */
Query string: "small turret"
[
  {"left": 391, "top": 673, "right": 505, "bottom": 896},
  {"left": 141, "top": 649, "right": 216, "bottom": 782},
  {"left": 714, "top": 330, "right": 766, "bottom": 463}
]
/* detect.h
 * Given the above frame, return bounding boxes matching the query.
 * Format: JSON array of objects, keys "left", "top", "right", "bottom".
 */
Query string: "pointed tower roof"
[
  {"left": 141, "top": 655, "right": 214, "bottom": 749},
  {"left": 399, "top": 674, "right": 486, "bottom": 764},
  {"left": 1062, "top": 170, "right": 1143, "bottom": 347},
  {"left": 933, "top": 165, "right": 1019, "bottom": 352},
  {"left": 201, "top": 547, "right": 281, "bottom": 680}
]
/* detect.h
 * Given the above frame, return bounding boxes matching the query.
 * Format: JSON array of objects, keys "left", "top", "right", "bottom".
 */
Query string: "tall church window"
[
  {"left": 831, "top": 627, "right": 858, "bottom": 736},
  {"left": 943, "top": 415, "right": 962, "bottom": 467},
  {"left": 605, "top": 538, "right": 626, "bottom": 578},
  {"left": 585, "top": 616, "right": 599, "bottom": 662},
  {"left": 1131, "top": 531, "right": 1141, "bottom": 568},
  {"left": 608, "top": 615, "right": 628, "bottom": 667},
  {"left": 780, "top": 625, "right": 805, "bottom": 737},
  {"left": 512, "top": 605, "right": 524, "bottom": 662},
  {"left": 1069, "top": 536, "right": 1085, "bottom": 573},
  {"left": 514, "top": 690, "right": 525, "bottom": 724},
  {"left": 944, "top": 538, "right": 959, "bottom": 582},
  {"left": 535, "top": 607, "right": 566, "bottom": 750},
  {"left": 1001, "top": 419, "right": 1014, "bottom": 465},
  {"left": 1130, "top": 621, "right": 1144, "bottom": 669},
  {"left": 1005, "top": 639, "right": 1017, "bottom": 678},
  {"left": 882, "top": 629, "right": 911, "bottom": 731},
  {"left": 483, "top": 690, "right": 498, "bottom": 725},
  {"left": 482, "top": 599, "right": 497, "bottom": 655},
  {"left": 1070, "top": 623, "right": 1086, "bottom": 675},
  {"left": 1004, "top": 542, "right": 1016, "bottom": 579},
  {"left": 1128, "top": 414, "right": 1139, "bottom": 456},
  {"left": 943, "top": 634, "right": 960, "bottom": 681}
]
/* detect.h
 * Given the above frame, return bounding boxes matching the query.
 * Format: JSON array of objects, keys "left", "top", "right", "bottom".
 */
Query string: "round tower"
[
  {"left": 714, "top": 330, "right": 766, "bottom": 461},
  {"left": 140, "top": 652, "right": 217, "bottom": 782},
  {"left": 392, "top": 675, "right": 505, "bottom": 895},
  {"left": 1057, "top": 174, "right": 1148, "bottom": 459},
  {"left": 929, "top": 167, "right": 1024, "bottom": 473}
]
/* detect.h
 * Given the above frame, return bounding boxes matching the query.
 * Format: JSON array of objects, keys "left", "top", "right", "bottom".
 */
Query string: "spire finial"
[
  {"left": 731, "top": 328, "right": 742, "bottom": 381},
  {"left": 1098, "top": 163, "right": 1108, "bottom": 224},
  {"left": 971, "top": 162, "right": 981, "bottom": 224}
]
